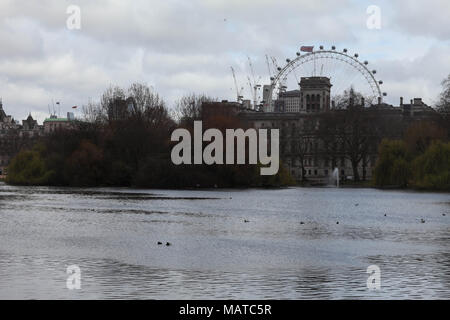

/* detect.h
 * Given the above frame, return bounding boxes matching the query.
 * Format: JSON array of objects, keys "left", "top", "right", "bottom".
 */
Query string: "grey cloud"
[
  {"left": 0, "top": 0, "right": 448, "bottom": 124},
  {"left": 375, "top": 44, "right": 450, "bottom": 105},
  {"left": 390, "top": 0, "right": 450, "bottom": 41}
]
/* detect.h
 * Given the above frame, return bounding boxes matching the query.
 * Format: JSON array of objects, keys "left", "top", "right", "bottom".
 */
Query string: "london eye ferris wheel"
[{"left": 257, "top": 45, "right": 386, "bottom": 111}]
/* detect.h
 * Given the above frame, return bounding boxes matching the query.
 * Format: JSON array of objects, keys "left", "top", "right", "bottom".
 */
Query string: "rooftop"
[{"left": 44, "top": 118, "right": 69, "bottom": 122}]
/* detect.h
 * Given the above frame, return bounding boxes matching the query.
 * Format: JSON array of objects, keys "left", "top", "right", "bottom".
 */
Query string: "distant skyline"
[{"left": 0, "top": 0, "right": 449, "bottom": 123}]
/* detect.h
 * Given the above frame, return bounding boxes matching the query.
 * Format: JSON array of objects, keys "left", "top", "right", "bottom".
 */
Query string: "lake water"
[{"left": 0, "top": 182, "right": 449, "bottom": 299}]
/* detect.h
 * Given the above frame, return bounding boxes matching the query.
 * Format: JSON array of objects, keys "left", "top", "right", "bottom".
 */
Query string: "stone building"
[
  {"left": 240, "top": 103, "right": 404, "bottom": 183},
  {"left": 269, "top": 77, "right": 333, "bottom": 113}
]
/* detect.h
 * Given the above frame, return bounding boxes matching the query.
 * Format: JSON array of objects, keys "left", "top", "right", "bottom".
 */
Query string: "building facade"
[
  {"left": 197, "top": 80, "right": 442, "bottom": 185},
  {"left": 239, "top": 77, "right": 442, "bottom": 184},
  {"left": 43, "top": 112, "right": 76, "bottom": 134}
]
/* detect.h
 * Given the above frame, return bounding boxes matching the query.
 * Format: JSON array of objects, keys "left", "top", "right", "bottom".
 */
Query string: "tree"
[
  {"left": 173, "top": 93, "right": 217, "bottom": 122},
  {"left": 412, "top": 141, "right": 450, "bottom": 190},
  {"left": 332, "top": 86, "right": 372, "bottom": 109},
  {"left": 436, "top": 74, "right": 450, "bottom": 116},
  {"left": 404, "top": 120, "right": 447, "bottom": 156},
  {"left": 372, "top": 139, "right": 411, "bottom": 187},
  {"left": 65, "top": 140, "right": 104, "bottom": 186},
  {"left": 288, "top": 122, "right": 314, "bottom": 182},
  {"left": 5, "top": 144, "right": 55, "bottom": 185}
]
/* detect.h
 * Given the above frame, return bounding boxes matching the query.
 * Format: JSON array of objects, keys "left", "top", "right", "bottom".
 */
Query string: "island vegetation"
[{"left": 6, "top": 83, "right": 294, "bottom": 188}]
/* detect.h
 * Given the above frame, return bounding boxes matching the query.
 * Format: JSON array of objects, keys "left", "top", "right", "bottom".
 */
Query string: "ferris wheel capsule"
[
  {"left": 296, "top": 52, "right": 300, "bottom": 56},
  {"left": 270, "top": 77, "right": 275, "bottom": 81},
  {"left": 372, "top": 70, "right": 376, "bottom": 74},
  {"left": 286, "top": 58, "right": 291, "bottom": 63},
  {"left": 343, "top": 48, "right": 347, "bottom": 53},
  {"left": 354, "top": 53, "right": 359, "bottom": 58},
  {"left": 320, "top": 45, "right": 324, "bottom": 50},
  {"left": 277, "top": 67, "right": 282, "bottom": 71},
  {"left": 364, "top": 61, "right": 368, "bottom": 65},
  {"left": 383, "top": 92, "right": 387, "bottom": 96},
  {"left": 379, "top": 80, "right": 383, "bottom": 84},
  {"left": 332, "top": 45, "right": 336, "bottom": 50}
]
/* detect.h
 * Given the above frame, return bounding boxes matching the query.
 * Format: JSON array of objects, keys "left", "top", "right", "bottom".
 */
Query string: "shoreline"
[{"left": 1, "top": 180, "right": 448, "bottom": 193}]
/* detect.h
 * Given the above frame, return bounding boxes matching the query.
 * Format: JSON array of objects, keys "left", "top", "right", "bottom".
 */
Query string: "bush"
[{"left": 5, "top": 144, "right": 55, "bottom": 185}]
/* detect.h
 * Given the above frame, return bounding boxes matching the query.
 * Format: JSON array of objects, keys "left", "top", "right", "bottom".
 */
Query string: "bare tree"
[
  {"left": 436, "top": 74, "right": 450, "bottom": 132},
  {"left": 173, "top": 93, "right": 217, "bottom": 122},
  {"left": 332, "top": 86, "right": 374, "bottom": 108}
]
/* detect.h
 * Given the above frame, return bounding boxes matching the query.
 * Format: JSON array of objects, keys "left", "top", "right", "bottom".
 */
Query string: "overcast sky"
[{"left": 0, "top": 0, "right": 449, "bottom": 123}]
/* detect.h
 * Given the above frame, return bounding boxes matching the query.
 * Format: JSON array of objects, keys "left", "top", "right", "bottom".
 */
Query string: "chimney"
[
  {"left": 400, "top": 97, "right": 403, "bottom": 106},
  {"left": 410, "top": 99, "right": 413, "bottom": 105},
  {"left": 377, "top": 97, "right": 381, "bottom": 105}
]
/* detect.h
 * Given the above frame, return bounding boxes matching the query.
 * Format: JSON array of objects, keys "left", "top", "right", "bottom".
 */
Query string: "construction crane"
[
  {"left": 247, "top": 76, "right": 254, "bottom": 101},
  {"left": 230, "top": 66, "right": 243, "bottom": 102},
  {"left": 247, "top": 56, "right": 261, "bottom": 108},
  {"left": 265, "top": 54, "right": 273, "bottom": 78}
]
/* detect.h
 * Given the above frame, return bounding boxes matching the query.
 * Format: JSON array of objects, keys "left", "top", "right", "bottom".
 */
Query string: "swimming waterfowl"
[
  {"left": 420, "top": 219, "right": 425, "bottom": 223},
  {"left": 157, "top": 242, "right": 162, "bottom": 245},
  {"left": 166, "top": 242, "right": 171, "bottom": 246}
]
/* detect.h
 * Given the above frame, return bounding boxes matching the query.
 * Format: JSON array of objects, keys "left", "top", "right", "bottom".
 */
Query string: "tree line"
[
  {"left": 5, "top": 73, "right": 450, "bottom": 190},
  {"left": 6, "top": 83, "right": 294, "bottom": 188}
]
